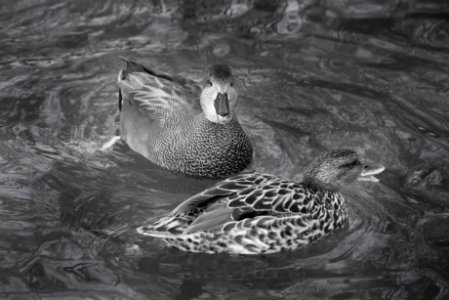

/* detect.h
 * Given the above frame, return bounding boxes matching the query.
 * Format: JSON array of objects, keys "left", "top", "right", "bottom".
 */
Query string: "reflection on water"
[{"left": 1, "top": 0, "right": 449, "bottom": 299}]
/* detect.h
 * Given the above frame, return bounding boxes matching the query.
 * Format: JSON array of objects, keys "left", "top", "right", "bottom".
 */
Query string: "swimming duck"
[
  {"left": 137, "top": 149, "right": 384, "bottom": 254},
  {"left": 117, "top": 60, "right": 253, "bottom": 178}
]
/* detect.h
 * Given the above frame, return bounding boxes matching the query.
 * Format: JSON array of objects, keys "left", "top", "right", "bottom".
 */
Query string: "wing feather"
[
  {"left": 163, "top": 173, "right": 313, "bottom": 234},
  {"left": 184, "top": 203, "right": 233, "bottom": 233},
  {"left": 117, "top": 59, "right": 202, "bottom": 123}
]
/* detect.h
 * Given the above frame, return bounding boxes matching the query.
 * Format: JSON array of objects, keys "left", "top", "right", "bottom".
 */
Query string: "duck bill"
[
  {"left": 358, "top": 165, "right": 385, "bottom": 182},
  {"left": 214, "top": 93, "right": 230, "bottom": 116}
]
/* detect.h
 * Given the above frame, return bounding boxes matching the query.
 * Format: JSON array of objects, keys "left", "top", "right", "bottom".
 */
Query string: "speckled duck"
[
  {"left": 117, "top": 60, "right": 253, "bottom": 178},
  {"left": 137, "top": 149, "right": 385, "bottom": 254}
]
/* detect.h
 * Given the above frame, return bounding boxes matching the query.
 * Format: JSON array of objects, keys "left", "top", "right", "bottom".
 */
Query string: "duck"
[
  {"left": 116, "top": 60, "right": 253, "bottom": 178},
  {"left": 136, "top": 149, "right": 385, "bottom": 255}
]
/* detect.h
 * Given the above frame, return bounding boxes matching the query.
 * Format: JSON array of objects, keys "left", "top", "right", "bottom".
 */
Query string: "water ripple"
[{"left": 1, "top": 0, "right": 449, "bottom": 299}]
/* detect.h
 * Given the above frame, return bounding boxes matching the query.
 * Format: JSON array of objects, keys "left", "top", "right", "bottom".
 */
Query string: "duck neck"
[
  {"left": 303, "top": 180, "right": 346, "bottom": 212},
  {"left": 302, "top": 177, "right": 340, "bottom": 193},
  {"left": 197, "top": 113, "right": 239, "bottom": 129}
]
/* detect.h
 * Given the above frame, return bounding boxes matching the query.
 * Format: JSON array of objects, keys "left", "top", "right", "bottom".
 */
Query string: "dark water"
[{"left": 1, "top": 0, "right": 449, "bottom": 299}]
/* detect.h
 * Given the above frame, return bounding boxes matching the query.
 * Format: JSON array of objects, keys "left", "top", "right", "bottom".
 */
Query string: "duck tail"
[
  {"left": 137, "top": 213, "right": 192, "bottom": 237},
  {"left": 117, "top": 58, "right": 162, "bottom": 97},
  {"left": 118, "top": 57, "right": 173, "bottom": 81},
  {"left": 100, "top": 136, "right": 121, "bottom": 151},
  {"left": 117, "top": 59, "right": 149, "bottom": 109},
  {"left": 136, "top": 226, "right": 174, "bottom": 238}
]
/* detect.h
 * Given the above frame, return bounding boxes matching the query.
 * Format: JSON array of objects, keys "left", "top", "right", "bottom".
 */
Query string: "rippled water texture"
[{"left": 1, "top": 0, "right": 449, "bottom": 299}]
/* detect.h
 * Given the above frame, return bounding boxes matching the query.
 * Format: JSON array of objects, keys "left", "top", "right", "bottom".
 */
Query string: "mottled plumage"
[
  {"left": 118, "top": 60, "right": 253, "bottom": 178},
  {"left": 137, "top": 149, "right": 385, "bottom": 254}
]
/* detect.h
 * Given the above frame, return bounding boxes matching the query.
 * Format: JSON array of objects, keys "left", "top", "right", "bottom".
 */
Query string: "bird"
[
  {"left": 115, "top": 60, "right": 253, "bottom": 178},
  {"left": 136, "top": 149, "right": 385, "bottom": 254}
]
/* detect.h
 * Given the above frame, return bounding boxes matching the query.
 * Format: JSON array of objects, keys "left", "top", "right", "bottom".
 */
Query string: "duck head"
[
  {"left": 302, "top": 149, "right": 385, "bottom": 191},
  {"left": 200, "top": 64, "right": 238, "bottom": 124}
]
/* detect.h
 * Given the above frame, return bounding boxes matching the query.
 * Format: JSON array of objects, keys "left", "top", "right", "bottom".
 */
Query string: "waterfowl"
[
  {"left": 137, "top": 149, "right": 384, "bottom": 254},
  {"left": 117, "top": 60, "right": 253, "bottom": 178}
]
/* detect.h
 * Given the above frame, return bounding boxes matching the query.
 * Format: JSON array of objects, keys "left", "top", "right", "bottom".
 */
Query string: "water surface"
[{"left": 1, "top": 0, "right": 449, "bottom": 299}]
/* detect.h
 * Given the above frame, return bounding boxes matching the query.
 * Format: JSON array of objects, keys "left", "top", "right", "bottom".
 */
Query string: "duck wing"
[
  {"left": 167, "top": 173, "right": 312, "bottom": 234},
  {"left": 118, "top": 60, "right": 202, "bottom": 122}
]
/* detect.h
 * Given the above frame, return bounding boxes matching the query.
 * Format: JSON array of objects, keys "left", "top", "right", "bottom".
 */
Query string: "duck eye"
[{"left": 340, "top": 160, "right": 360, "bottom": 169}]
